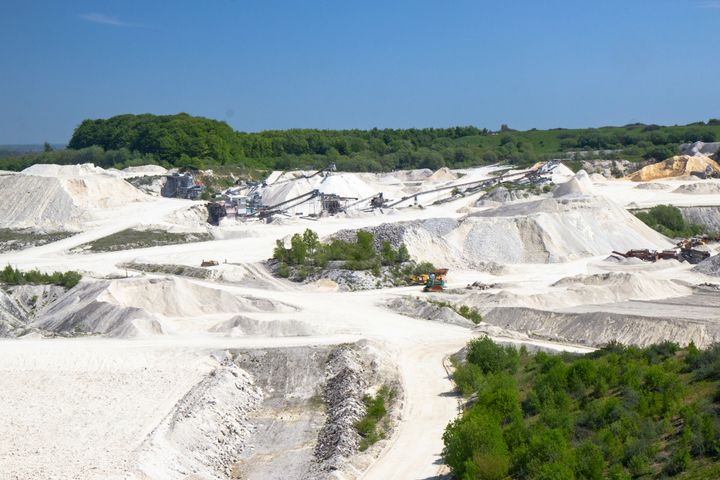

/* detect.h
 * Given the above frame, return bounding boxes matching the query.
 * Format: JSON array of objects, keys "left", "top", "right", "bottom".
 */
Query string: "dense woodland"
[
  {"left": 444, "top": 338, "right": 720, "bottom": 480},
  {"left": 2, "top": 113, "right": 720, "bottom": 173}
]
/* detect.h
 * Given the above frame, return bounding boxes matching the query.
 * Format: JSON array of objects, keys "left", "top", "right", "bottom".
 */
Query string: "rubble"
[
  {"left": 311, "top": 346, "right": 368, "bottom": 474},
  {"left": 694, "top": 254, "right": 720, "bottom": 277}
]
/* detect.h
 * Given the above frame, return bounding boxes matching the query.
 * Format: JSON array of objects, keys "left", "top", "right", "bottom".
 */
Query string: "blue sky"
[{"left": 1, "top": 0, "right": 719, "bottom": 144}]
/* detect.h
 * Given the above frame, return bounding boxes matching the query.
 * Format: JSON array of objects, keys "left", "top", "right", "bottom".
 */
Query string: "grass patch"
[
  {"left": 356, "top": 385, "right": 396, "bottom": 451},
  {"left": 118, "top": 262, "right": 213, "bottom": 279},
  {"left": 1, "top": 264, "right": 81, "bottom": 288},
  {"left": 0, "top": 228, "right": 73, "bottom": 253},
  {"left": 77, "top": 228, "right": 212, "bottom": 252}
]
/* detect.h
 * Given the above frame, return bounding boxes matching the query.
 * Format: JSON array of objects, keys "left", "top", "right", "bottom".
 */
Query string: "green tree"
[
  {"left": 380, "top": 240, "right": 396, "bottom": 265},
  {"left": 466, "top": 336, "right": 519, "bottom": 375},
  {"left": 443, "top": 411, "right": 509, "bottom": 479},
  {"left": 289, "top": 234, "right": 306, "bottom": 265}
]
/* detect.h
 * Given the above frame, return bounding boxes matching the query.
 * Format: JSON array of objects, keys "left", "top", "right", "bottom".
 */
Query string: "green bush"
[
  {"left": 444, "top": 338, "right": 720, "bottom": 480},
  {"left": 466, "top": 336, "right": 519, "bottom": 375},
  {"left": 0, "top": 264, "right": 81, "bottom": 288},
  {"left": 356, "top": 385, "right": 395, "bottom": 451},
  {"left": 635, "top": 205, "right": 704, "bottom": 238},
  {"left": 272, "top": 229, "right": 428, "bottom": 283}
]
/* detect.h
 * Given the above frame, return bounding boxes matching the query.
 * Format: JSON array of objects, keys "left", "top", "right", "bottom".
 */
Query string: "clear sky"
[{"left": 1, "top": 0, "right": 719, "bottom": 144}]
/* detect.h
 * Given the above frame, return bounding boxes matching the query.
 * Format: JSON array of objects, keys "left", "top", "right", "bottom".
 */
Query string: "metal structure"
[{"left": 162, "top": 172, "right": 204, "bottom": 199}]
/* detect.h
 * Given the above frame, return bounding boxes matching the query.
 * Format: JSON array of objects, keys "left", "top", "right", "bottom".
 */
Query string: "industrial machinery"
[
  {"left": 420, "top": 268, "right": 448, "bottom": 292},
  {"left": 162, "top": 172, "right": 205, "bottom": 199}
]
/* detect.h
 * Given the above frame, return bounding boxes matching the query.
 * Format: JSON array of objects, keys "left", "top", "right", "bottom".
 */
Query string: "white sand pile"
[
  {"left": 628, "top": 155, "right": 720, "bottom": 181},
  {"left": 589, "top": 173, "right": 607, "bottom": 182},
  {"left": 317, "top": 173, "right": 377, "bottom": 199},
  {"left": 634, "top": 182, "right": 670, "bottom": 190},
  {"left": 122, "top": 164, "right": 168, "bottom": 176},
  {"left": 0, "top": 169, "right": 148, "bottom": 230},
  {"left": 476, "top": 186, "right": 546, "bottom": 206},
  {"left": 351, "top": 193, "right": 671, "bottom": 266},
  {"left": 209, "top": 315, "right": 318, "bottom": 336},
  {"left": 463, "top": 272, "right": 691, "bottom": 312},
  {"left": 33, "top": 277, "right": 295, "bottom": 337},
  {"left": 161, "top": 204, "right": 211, "bottom": 232},
  {"left": 672, "top": 182, "right": 720, "bottom": 195},
  {"left": 427, "top": 167, "right": 458, "bottom": 182},
  {"left": 21, "top": 163, "right": 105, "bottom": 177},
  {"left": 260, "top": 177, "right": 315, "bottom": 207},
  {"left": 550, "top": 163, "right": 575, "bottom": 183},
  {"left": 553, "top": 170, "right": 594, "bottom": 197}
]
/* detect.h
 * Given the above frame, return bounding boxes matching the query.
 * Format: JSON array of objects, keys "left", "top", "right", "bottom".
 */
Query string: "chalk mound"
[
  {"left": 672, "top": 182, "right": 720, "bottom": 195},
  {"left": 210, "top": 316, "right": 318, "bottom": 336},
  {"left": 0, "top": 170, "right": 149, "bottom": 230},
  {"left": 21, "top": 163, "right": 106, "bottom": 177},
  {"left": 386, "top": 297, "right": 473, "bottom": 327},
  {"left": 33, "top": 277, "right": 296, "bottom": 337},
  {"left": 428, "top": 167, "right": 458, "bottom": 182},
  {"left": 628, "top": 155, "right": 720, "bottom": 181},
  {"left": 549, "top": 163, "right": 576, "bottom": 183},
  {"left": 634, "top": 182, "right": 670, "bottom": 190},
  {"left": 122, "top": 164, "right": 168, "bottom": 176},
  {"left": 553, "top": 170, "right": 594, "bottom": 197},
  {"left": 463, "top": 272, "right": 690, "bottom": 312},
  {"left": 317, "top": 172, "right": 376, "bottom": 199},
  {"left": 476, "top": 186, "right": 545, "bottom": 206},
  {"left": 343, "top": 194, "right": 671, "bottom": 266}
]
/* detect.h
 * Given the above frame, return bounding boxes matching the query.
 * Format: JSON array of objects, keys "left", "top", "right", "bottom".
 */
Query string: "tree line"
[{"left": 2, "top": 113, "right": 719, "bottom": 173}]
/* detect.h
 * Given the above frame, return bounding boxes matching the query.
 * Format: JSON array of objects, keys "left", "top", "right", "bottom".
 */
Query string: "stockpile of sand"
[
  {"left": 22, "top": 163, "right": 105, "bottom": 177},
  {"left": 33, "top": 277, "right": 295, "bottom": 337},
  {"left": 427, "top": 167, "right": 458, "bottom": 182},
  {"left": 628, "top": 155, "right": 720, "bottom": 181},
  {"left": 550, "top": 163, "right": 575, "bottom": 183},
  {"left": 121, "top": 164, "right": 168, "bottom": 176},
  {"left": 317, "top": 173, "right": 377, "bottom": 199},
  {"left": 553, "top": 170, "right": 594, "bottom": 197},
  {"left": 672, "top": 182, "right": 720, "bottom": 195},
  {"left": 345, "top": 192, "right": 671, "bottom": 266},
  {"left": 462, "top": 272, "right": 691, "bottom": 312},
  {"left": 0, "top": 168, "right": 149, "bottom": 230},
  {"left": 634, "top": 182, "right": 670, "bottom": 190},
  {"left": 0, "top": 175, "right": 84, "bottom": 230}
]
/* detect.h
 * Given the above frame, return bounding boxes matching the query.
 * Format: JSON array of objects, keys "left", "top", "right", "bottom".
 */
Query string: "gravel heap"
[
  {"left": 312, "top": 345, "right": 368, "bottom": 474},
  {"left": 386, "top": 297, "right": 474, "bottom": 327},
  {"left": 695, "top": 254, "right": 720, "bottom": 277}
]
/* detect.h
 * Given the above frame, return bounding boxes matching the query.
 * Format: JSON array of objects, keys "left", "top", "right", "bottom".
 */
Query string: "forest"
[
  {"left": 444, "top": 338, "right": 720, "bottom": 479},
  {"left": 1, "top": 113, "right": 719, "bottom": 173}
]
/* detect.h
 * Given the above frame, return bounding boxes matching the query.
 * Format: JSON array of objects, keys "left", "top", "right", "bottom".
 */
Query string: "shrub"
[
  {"left": 466, "top": 336, "right": 519, "bottom": 375},
  {"left": 356, "top": 385, "right": 394, "bottom": 451},
  {"left": 1, "top": 264, "right": 81, "bottom": 289}
]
